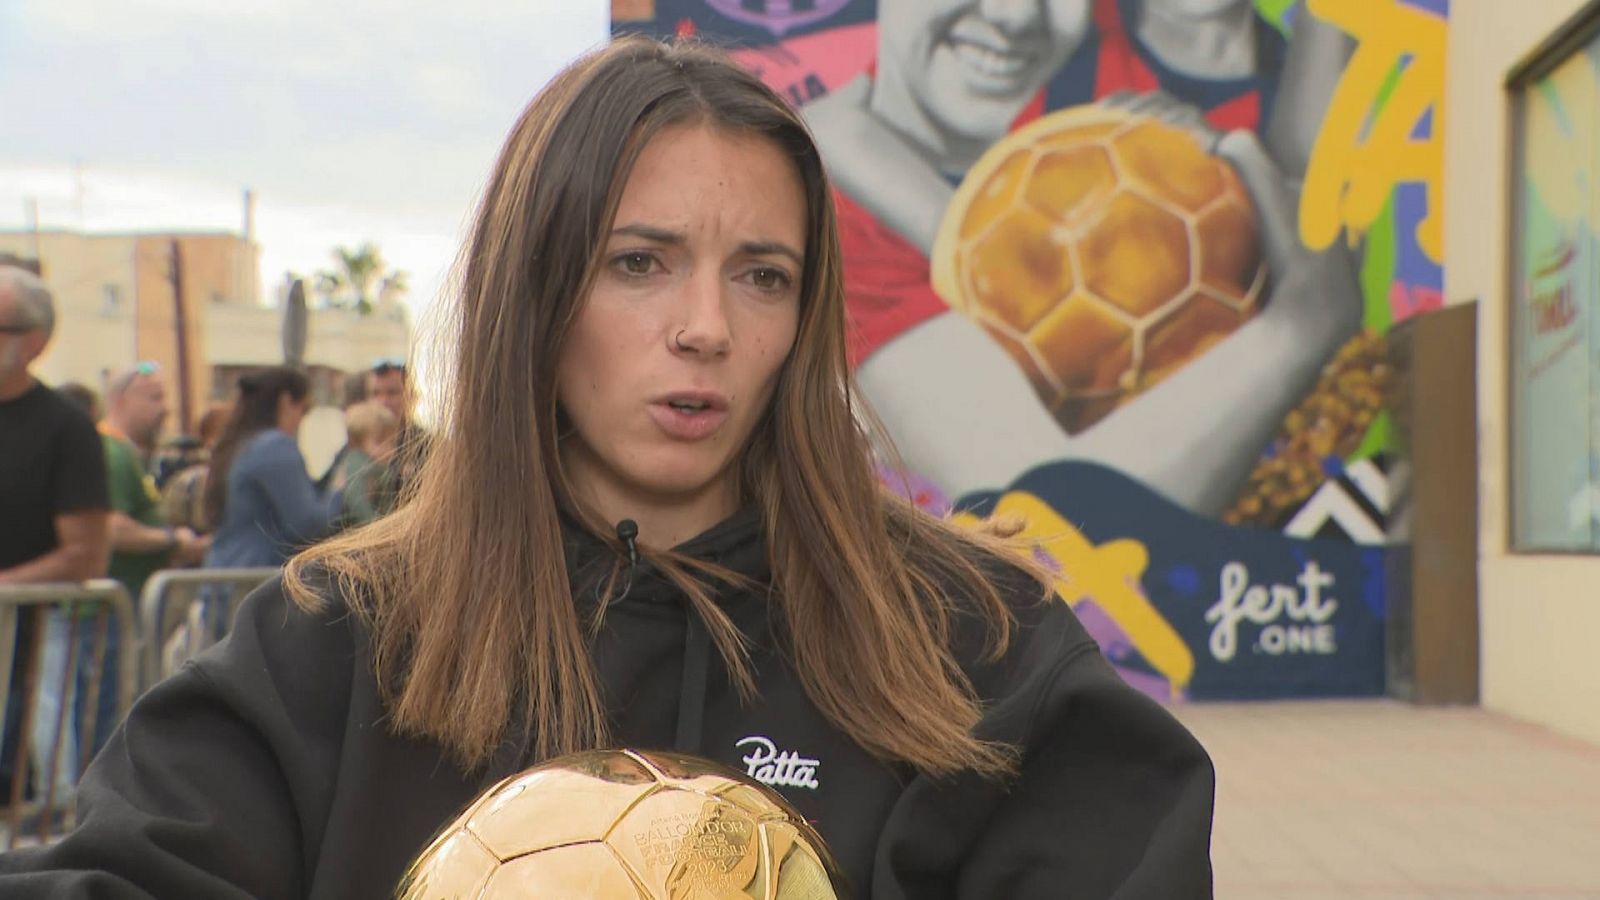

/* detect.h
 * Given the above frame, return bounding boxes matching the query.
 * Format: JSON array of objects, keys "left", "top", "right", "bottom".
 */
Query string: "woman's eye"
[
  {"left": 615, "top": 252, "right": 657, "bottom": 276},
  {"left": 749, "top": 267, "right": 792, "bottom": 292}
]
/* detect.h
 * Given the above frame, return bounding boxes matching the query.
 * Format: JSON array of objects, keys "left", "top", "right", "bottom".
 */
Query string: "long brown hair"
[{"left": 286, "top": 36, "right": 1046, "bottom": 778}]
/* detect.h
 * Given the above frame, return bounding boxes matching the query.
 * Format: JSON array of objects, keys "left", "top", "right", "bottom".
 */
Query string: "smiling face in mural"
[{"left": 875, "top": 0, "right": 1092, "bottom": 143}]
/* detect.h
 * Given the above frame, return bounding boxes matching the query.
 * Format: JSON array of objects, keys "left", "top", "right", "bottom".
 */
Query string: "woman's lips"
[{"left": 648, "top": 402, "right": 730, "bottom": 440}]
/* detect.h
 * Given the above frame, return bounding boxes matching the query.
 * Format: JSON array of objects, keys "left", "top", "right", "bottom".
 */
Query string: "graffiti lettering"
[
  {"left": 1533, "top": 284, "right": 1578, "bottom": 335},
  {"left": 1204, "top": 561, "right": 1338, "bottom": 663},
  {"left": 1301, "top": 0, "right": 1445, "bottom": 263},
  {"left": 954, "top": 492, "right": 1194, "bottom": 696},
  {"left": 1259, "top": 624, "right": 1337, "bottom": 656},
  {"left": 1530, "top": 242, "right": 1579, "bottom": 335},
  {"left": 1527, "top": 331, "right": 1583, "bottom": 381}
]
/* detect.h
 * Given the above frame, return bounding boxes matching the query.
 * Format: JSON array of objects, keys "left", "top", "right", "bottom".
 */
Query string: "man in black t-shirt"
[
  {"left": 0, "top": 265, "right": 111, "bottom": 797},
  {"left": 0, "top": 265, "right": 108, "bottom": 581}
]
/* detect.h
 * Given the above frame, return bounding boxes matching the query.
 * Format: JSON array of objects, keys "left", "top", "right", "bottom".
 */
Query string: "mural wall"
[{"left": 612, "top": 0, "right": 1448, "bottom": 700}]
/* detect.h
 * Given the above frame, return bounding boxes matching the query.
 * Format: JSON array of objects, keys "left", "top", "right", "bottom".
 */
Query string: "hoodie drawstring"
[
  {"left": 598, "top": 517, "right": 711, "bottom": 755},
  {"left": 674, "top": 607, "right": 711, "bottom": 754}
]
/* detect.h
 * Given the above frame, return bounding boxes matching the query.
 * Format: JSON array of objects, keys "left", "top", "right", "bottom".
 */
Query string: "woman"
[
  {"left": 0, "top": 38, "right": 1213, "bottom": 898},
  {"left": 202, "top": 367, "right": 339, "bottom": 569}
]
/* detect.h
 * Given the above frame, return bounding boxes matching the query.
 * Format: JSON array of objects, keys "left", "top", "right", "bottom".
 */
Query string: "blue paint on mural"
[{"left": 962, "top": 462, "right": 1386, "bottom": 700}]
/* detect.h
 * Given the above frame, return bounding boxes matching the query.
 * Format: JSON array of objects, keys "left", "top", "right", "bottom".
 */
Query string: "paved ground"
[{"left": 1173, "top": 701, "right": 1600, "bottom": 899}]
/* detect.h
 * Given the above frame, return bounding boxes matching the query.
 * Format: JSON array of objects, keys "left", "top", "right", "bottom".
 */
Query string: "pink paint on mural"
[
  {"left": 1390, "top": 282, "right": 1444, "bottom": 320},
  {"left": 727, "top": 22, "right": 876, "bottom": 101},
  {"left": 875, "top": 460, "right": 951, "bottom": 516}
]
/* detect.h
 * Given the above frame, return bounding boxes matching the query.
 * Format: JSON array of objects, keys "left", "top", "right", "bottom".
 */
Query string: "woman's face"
[
  {"left": 556, "top": 124, "right": 805, "bottom": 528},
  {"left": 277, "top": 392, "right": 309, "bottom": 436},
  {"left": 876, "top": 0, "right": 1093, "bottom": 142}
]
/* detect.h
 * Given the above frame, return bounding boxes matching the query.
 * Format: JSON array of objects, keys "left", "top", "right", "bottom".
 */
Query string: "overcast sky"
[{"left": 0, "top": 0, "right": 609, "bottom": 332}]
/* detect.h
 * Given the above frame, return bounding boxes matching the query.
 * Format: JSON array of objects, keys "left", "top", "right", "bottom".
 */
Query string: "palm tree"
[{"left": 314, "top": 242, "right": 406, "bottom": 315}]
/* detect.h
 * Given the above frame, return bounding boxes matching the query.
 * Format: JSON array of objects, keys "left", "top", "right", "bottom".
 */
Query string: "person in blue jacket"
[
  {"left": 0, "top": 36, "right": 1214, "bottom": 898},
  {"left": 202, "top": 366, "right": 340, "bottom": 570}
]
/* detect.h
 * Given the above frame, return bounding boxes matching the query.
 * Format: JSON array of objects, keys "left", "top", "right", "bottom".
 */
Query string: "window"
[{"left": 1508, "top": 1, "right": 1600, "bottom": 551}]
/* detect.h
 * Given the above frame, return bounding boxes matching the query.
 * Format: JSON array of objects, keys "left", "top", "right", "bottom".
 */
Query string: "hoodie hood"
[{"left": 558, "top": 506, "right": 773, "bottom": 762}]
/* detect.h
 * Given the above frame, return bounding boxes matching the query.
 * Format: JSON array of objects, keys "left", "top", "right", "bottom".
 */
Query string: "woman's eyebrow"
[
  {"left": 612, "top": 224, "right": 803, "bottom": 266},
  {"left": 611, "top": 223, "right": 683, "bottom": 245},
  {"left": 739, "top": 241, "right": 804, "bottom": 266}
]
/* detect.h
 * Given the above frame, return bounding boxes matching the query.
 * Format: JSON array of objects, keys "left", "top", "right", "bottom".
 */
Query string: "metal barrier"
[
  {"left": 0, "top": 580, "right": 137, "bottom": 848},
  {"left": 137, "top": 568, "right": 279, "bottom": 689}
]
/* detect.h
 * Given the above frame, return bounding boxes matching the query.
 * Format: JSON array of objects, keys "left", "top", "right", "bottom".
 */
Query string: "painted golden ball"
[
  {"left": 932, "top": 104, "right": 1264, "bottom": 433},
  {"left": 400, "top": 749, "right": 842, "bottom": 899}
]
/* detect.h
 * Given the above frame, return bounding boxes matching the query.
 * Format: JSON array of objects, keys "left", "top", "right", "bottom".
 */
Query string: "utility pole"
[
  {"left": 23, "top": 196, "right": 40, "bottom": 261},
  {"left": 71, "top": 160, "right": 86, "bottom": 228},
  {"left": 169, "top": 239, "right": 194, "bottom": 434}
]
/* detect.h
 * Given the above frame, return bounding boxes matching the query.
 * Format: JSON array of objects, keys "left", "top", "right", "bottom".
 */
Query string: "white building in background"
[{"left": 0, "top": 227, "right": 410, "bottom": 474}]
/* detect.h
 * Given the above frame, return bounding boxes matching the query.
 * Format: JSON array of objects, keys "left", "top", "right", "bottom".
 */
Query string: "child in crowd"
[{"left": 338, "top": 401, "right": 399, "bottom": 527}]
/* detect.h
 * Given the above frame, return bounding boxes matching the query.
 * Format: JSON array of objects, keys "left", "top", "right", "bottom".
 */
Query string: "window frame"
[{"left": 1504, "top": 0, "right": 1600, "bottom": 553}]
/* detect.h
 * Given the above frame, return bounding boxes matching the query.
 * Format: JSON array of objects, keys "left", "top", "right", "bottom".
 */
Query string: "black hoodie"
[{"left": 0, "top": 512, "right": 1214, "bottom": 898}]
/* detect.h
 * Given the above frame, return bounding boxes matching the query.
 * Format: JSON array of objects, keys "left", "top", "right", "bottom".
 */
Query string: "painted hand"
[{"left": 1099, "top": 89, "right": 1223, "bottom": 152}]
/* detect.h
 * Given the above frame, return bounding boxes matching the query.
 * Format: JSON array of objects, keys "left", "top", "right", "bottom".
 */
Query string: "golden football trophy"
[{"left": 400, "top": 748, "right": 846, "bottom": 899}]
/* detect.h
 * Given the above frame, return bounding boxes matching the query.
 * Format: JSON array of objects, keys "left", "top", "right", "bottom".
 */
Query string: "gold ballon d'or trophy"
[{"left": 401, "top": 748, "right": 847, "bottom": 899}]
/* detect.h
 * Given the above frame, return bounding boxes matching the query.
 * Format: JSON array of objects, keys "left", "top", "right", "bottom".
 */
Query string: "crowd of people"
[{"left": 0, "top": 263, "right": 423, "bottom": 804}]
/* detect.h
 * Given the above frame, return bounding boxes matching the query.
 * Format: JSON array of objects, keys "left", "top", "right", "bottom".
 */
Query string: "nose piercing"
[{"left": 674, "top": 329, "right": 688, "bottom": 351}]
